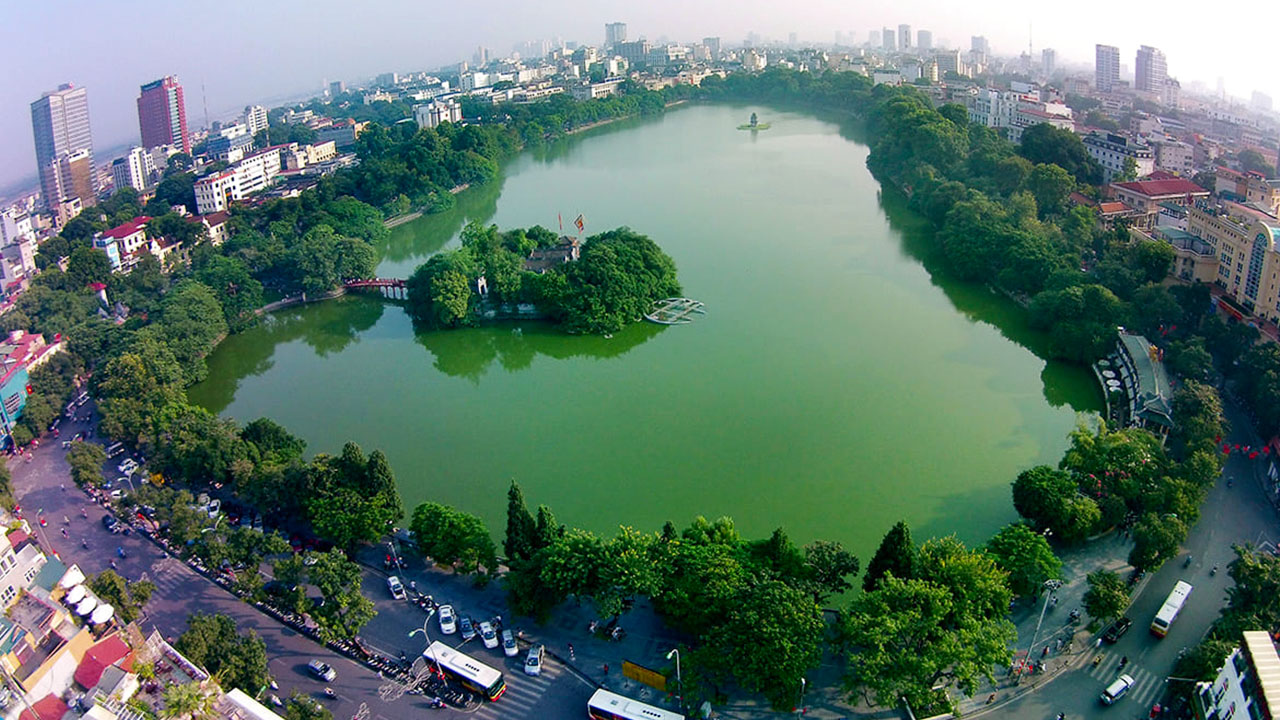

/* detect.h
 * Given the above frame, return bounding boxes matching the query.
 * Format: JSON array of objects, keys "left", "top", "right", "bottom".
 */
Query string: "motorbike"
[{"left": 1184, "top": 554, "right": 1193, "bottom": 568}]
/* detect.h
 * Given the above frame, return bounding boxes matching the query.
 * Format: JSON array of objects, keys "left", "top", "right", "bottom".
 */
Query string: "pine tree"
[
  {"left": 863, "top": 520, "right": 917, "bottom": 591},
  {"left": 504, "top": 481, "right": 537, "bottom": 562}
]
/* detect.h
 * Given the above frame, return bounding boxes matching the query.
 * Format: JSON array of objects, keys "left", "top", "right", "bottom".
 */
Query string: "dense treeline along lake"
[{"left": 188, "top": 104, "right": 1101, "bottom": 562}]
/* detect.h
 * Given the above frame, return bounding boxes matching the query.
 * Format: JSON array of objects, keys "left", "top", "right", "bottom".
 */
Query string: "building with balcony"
[
  {"left": 1192, "top": 630, "right": 1280, "bottom": 720},
  {"left": 1109, "top": 177, "right": 1209, "bottom": 229},
  {"left": 1083, "top": 132, "right": 1156, "bottom": 182},
  {"left": 1215, "top": 166, "right": 1280, "bottom": 216},
  {"left": 193, "top": 146, "right": 283, "bottom": 215}
]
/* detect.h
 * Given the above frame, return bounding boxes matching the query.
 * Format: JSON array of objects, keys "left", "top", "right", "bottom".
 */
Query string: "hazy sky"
[{"left": 2, "top": 0, "right": 1276, "bottom": 193}]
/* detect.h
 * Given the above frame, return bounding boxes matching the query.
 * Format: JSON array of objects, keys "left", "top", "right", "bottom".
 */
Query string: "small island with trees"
[{"left": 405, "top": 222, "right": 681, "bottom": 334}]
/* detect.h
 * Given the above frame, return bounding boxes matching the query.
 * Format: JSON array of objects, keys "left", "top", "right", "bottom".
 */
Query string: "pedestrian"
[
  {"left": 1042, "top": 646, "right": 1049, "bottom": 657},
  {"left": 986, "top": 693, "right": 995, "bottom": 705},
  {"left": 1095, "top": 637, "right": 1103, "bottom": 649},
  {"left": 60, "top": 484, "right": 64, "bottom": 492},
  {"left": 568, "top": 643, "right": 575, "bottom": 660},
  {"left": 603, "top": 663, "right": 609, "bottom": 675},
  {"left": 60, "top": 528, "right": 67, "bottom": 538}
]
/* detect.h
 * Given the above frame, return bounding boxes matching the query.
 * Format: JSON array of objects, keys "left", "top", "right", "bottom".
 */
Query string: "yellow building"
[{"left": 1185, "top": 201, "right": 1280, "bottom": 324}]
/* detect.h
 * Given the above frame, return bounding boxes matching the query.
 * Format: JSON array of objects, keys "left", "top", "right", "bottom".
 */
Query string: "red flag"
[{"left": 574, "top": 214, "right": 585, "bottom": 233}]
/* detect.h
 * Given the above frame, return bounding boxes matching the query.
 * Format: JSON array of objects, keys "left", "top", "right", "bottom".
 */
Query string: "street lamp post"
[
  {"left": 1020, "top": 579, "right": 1062, "bottom": 682},
  {"left": 408, "top": 608, "right": 440, "bottom": 678},
  {"left": 666, "top": 648, "right": 681, "bottom": 700},
  {"left": 797, "top": 677, "right": 806, "bottom": 716}
]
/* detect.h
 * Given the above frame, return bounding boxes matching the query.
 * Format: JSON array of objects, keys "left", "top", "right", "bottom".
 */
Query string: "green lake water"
[{"left": 188, "top": 104, "right": 1101, "bottom": 560}]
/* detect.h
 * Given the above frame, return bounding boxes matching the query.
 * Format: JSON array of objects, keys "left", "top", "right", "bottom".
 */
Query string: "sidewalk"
[{"left": 953, "top": 529, "right": 1149, "bottom": 717}]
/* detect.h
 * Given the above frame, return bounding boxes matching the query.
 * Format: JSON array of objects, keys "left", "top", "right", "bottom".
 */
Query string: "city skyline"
[{"left": 1, "top": 0, "right": 1278, "bottom": 193}]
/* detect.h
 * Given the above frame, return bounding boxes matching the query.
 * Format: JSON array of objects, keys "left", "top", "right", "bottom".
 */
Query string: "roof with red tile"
[
  {"left": 100, "top": 216, "right": 151, "bottom": 240},
  {"left": 1098, "top": 201, "right": 1131, "bottom": 214},
  {"left": 74, "top": 633, "right": 132, "bottom": 689},
  {"left": 19, "top": 693, "right": 66, "bottom": 720},
  {"left": 1111, "top": 178, "right": 1208, "bottom": 197}
]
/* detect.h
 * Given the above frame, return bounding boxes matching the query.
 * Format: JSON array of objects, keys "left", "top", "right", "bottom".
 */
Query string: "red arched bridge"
[{"left": 344, "top": 277, "right": 407, "bottom": 300}]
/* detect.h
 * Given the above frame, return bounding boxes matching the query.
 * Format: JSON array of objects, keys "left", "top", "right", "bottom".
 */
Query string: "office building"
[
  {"left": 329, "top": 80, "right": 345, "bottom": 98},
  {"left": 703, "top": 37, "right": 721, "bottom": 59},
  {"left": 935, "top": 50, "right": 963, "bottom": 77},
  {"left": 30, "top": 83, "right": 95, "bottom": 212},
  {"left": 917, "top": 30, "right": 932, "bottom": 50},
  {"left": 1135, "top": 45, "right": 1167, "bottom": 93},
  {"left": 136, "top": 75, "right": 190, "bottom": 154},
  {"left": 473, "top": 46, "right": 489, "bottom": 66},
  {"left": 244, "top": 105, "right": 269, "bottom": 136},
  {"left": 1192, "top": 630, "right": 1280, "bottom": 720},
  {"left": 1095, "top": 44, "right": 1120, "bottom": 93},
  {"left": 971, "top": 36, "right": 989, "bottom": 55},
  {"left": 882, "top": 28, "right": 896, "bottom": 51},
  {"left": 1042, "top": 48, "right": 1056, "bottom": 76},
  {"left": 110, "top": 147, "right": 154, "bottom": 192},
  {"left": 869, "top": 30, "right": 881, "bottom": 47},
  {"left": 898, "top": 25, "right": 912, "bottom": 50},
  {"left": 606, "top": 22, "right": 627, "bottom": 49},
  {"left": 1183, "top": 200, "right": 1280, "bottom": 324}
]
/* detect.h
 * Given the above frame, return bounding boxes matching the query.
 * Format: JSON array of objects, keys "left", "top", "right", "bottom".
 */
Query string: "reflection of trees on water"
[
  {"left": 190, "top": 296, "right": 386, "bottom": 413},
  {"left": 379, "top": 174, "right": 506, "bottom": 265},
  {"left": 414, "top": 321, "right": 665, "bottom": 383},
  {"left": 876, "top": 190, "right": 1100, "bottom": 414}
]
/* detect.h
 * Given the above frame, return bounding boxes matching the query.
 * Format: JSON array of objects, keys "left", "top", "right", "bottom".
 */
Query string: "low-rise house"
[
  {"left": 1109, "top": 177, "right": 1209, "bottom": 229},
  {"left": 523, "top": 237, "right": 580, "bottom": 273}
]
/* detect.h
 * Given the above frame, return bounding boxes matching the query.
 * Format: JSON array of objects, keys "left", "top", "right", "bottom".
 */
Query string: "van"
[
  {"left": 105, "top": 442, "right": 124, "bottom": 458},
  {"left": 1100, "top": 674, "right": 1135, "bottom": 705}
]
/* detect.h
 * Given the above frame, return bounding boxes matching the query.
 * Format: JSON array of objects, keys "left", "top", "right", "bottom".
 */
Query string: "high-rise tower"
[
  {"left": 137, "top": 75, "right": 191, "bottom": 154},
  {"left": 1095, "top": 44, "right": 1120, "bottom": 93},
  {"left": 31, "top": 83, "right": 95, "bottom": 212},
  {"left": 1135, "top": 45, "right": 1167, "bottom": 93}
]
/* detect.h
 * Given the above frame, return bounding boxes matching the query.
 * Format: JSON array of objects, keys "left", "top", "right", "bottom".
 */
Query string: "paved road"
[
  {"left": 13, "top": 406, "right": 604, "bottom": 719},
  {"left": 12, "top": 410, "right": 416, "bottom": 720},
  {"left": 980, "top": 398, "right": 1275, "bottom": 720}
]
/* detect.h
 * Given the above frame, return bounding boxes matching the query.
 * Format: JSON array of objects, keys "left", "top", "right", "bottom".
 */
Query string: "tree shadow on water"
[
  {"left": 414, "top": 320, "right": 666, "bottom": 383},
  {"left": 876, "top": 189, "right": 1100, "bottom": 414}
]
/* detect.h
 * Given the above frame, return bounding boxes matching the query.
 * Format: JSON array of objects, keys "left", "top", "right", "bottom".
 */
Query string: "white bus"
[
  {"left": 423, "top": 641, "right": 506, "bottom": 701},
  {"left": 1150, "top": 580, "right": 1194, "bottom": 637},
  {"left": 588, "top": 689, "right": 685, "bottom": 720}
]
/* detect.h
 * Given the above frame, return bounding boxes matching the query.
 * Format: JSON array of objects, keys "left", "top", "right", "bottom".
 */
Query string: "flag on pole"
[{"left": 574, "top": 214, "right": 585, "bottom": 233}]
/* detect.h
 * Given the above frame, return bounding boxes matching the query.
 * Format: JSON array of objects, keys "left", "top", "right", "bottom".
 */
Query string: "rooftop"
[
  {"left": 1243, "top": 631, "right": 1280, "bottom": 716},
  {"left": 100, "top": 217, "right": 150, "bottom": 240},
  {"left": 1112, "top": 178, "right": 1208, "bottom": 197},
  {"left": 1118, "top": 332, "right": 1174, "bottom": 427}
]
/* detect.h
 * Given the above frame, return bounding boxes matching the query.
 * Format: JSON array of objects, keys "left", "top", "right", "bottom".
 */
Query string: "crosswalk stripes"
[
  {"left": 473, "top": 661, "right": 564, "bottom": 718},
  {"left": 1086, "top": 652, "right": 1162, "bottom": 706}
]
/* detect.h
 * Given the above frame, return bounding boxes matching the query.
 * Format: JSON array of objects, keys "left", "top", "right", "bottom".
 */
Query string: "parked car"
[
  {"left": 250, "top": 515, "right": 263, "bottom": 532},
  {"left": 117, "top": 458, "right": 137, "bottom": 474},
  {"left": 109, "top": 489, "right": 127, "bottom": 500},
  {"left": 1100, "top": 674, "right": 1135, "bottom": 704},
  {"left": 387, "top": 575, "right": 406, "bottom": 600},
  {"left": 459, "top": 615, "right": 476, "bottom": 641},
  {"left": 1103, "top": 617, "right": 1132, "bottom": 643},
  {"left": 524, "top": 645, "right": 544, "bottom": 676},
  {"left": 206, "top": 498, "right": 221, "bottom": 518},
  {"left": 306, "top": 660, "right": 336, "bottom": 682},
  {"left": 101, "top": 515, "right": 118, "bottom": 531},
  {"left": 501, "top": 629, "right": 518, "bottom": 657},
  {"left": 479, "top": 621, "right": 498, "bottom": 649},
  {"left": 437, "top": 605, "right": 457, "bottom": 635}
]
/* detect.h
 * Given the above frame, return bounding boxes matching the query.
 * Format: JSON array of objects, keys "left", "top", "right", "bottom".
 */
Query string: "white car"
[
  {"left": 479, "top": 621, "right": 498, "bottom": 649},
  {"left": 117, "top": 459, "right": 138, "bottom": 474},
  {"left": 206, "top": 499, "right": 221, "bottom": 518},
  {"left": 524, "top": 645, "right": 544, "bottom": 676},
  {"left": 501, "top": 629, "right": 518, "bottom": 657},
  {"left": 437, "top": 605, "right": 457, "bottom": 635},
  {"left": 387, "top": 576, "right": 406, "bottom": 600},
  {"left": 1100, "top": 674, "right": 1135, "bottom": 705}
]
